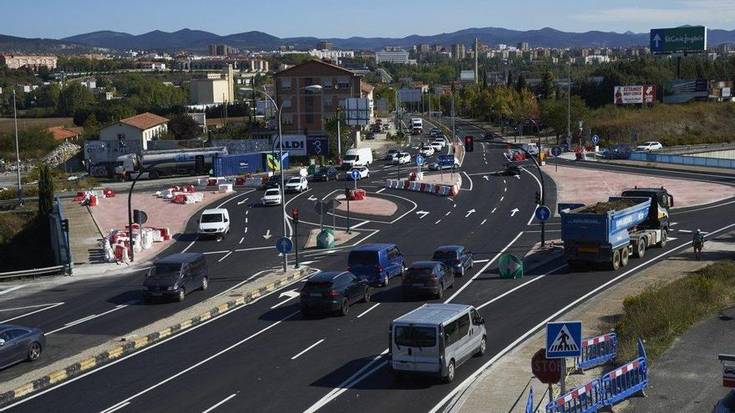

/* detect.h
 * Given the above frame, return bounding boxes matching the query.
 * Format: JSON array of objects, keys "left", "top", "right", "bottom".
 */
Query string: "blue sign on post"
[
  {"left": 351, "top": 169, "right": 360, "bottom": 180},
  {"left": 535, "top": 205, "right": 551, "bottom": 222},
  {"left": 592, "top": 135, "right": 600, "bottom": 145},
  {"left": 416, "top": 154, "right": 425, "bottom": 166},
  {"left": 551, "top": 146, "right": 562, "bottom": 157},
  {"left": 546, "top": 321, "right": 582, "bottom": 359},
  {"left": 276, "top": 237, "right": 293, "bottom": 254}
]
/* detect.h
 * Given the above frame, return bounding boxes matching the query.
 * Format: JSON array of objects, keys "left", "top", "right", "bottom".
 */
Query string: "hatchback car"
[
  {"left": 385, "top": 149, "right": 400, "bottom": 160},
  {"left": 261, "top": 188, "right": 282, "bottom": 206},
  {"left": 347, "top": 166, "right": 370, "bottom": 180},
  {"left": 285, "top": 176, "right": 308, "bottom": 193},
  {"left": 432, "top": 245, "right": 474, "bottom": 276},
  {"left": 636, "top": 141, "right": 663, "bottom": 151},
  {"left": 401, "top": 261, "right": 454, "bottom": 299},
  {"left": 419, "top": 146, "right": 435, "bottom": 157},
  {"left": 300, "top": 271, "right": 370, "bottom": 316},
  {"left": 143, "top": 253, "right": 209, "bottom": 302},
  {"left": 313, "top": 166, "right": 340, "bottom": 182},
  {"left": 392, "top": 152, "right": 411, "bottom": 165},
  {"left": 0, "top": 324, "right": 45, "bottom": 370}
]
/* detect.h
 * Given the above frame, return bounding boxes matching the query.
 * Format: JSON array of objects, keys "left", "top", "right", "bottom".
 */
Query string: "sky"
[{"left": 4, "top": 0, "right": 735, "bottom": 39}]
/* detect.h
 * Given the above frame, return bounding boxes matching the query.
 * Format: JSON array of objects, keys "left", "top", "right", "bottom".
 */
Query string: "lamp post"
[{"left": 12, "top": 89, "right": 22, "bottom": 206}]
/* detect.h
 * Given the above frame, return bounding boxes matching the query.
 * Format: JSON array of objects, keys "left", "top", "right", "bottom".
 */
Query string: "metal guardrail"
[
  {"left": 630, "top": 151, "right": 735, "bottom": 169},
  {"left": 0, "top": 265, "right": 66, "bottom": 280}
]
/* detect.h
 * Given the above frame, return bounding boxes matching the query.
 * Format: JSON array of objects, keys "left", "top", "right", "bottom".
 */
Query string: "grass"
[
  {"left": 0, "top": 210, "right": 53, "bottom": 271},
  {"left": 0, "top": 117, "right": 74, "bottom": 134},
  {"left": 614, "top": 260, "right": 735, "bottom": 361}
]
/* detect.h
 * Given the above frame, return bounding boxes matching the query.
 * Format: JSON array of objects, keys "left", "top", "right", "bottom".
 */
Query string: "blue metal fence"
[
  {"left": 576, "top": 333, "right": 617, "bottom": 370},
  {"left": 546, "top": 379, "right": 604, "bottom": 413},
  {"left": 630, "top": 151, "right": 735, "bottom": 169}
]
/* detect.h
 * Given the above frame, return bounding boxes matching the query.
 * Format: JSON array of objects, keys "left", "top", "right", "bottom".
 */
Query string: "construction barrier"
[
  {"left": 600, "top": 339, "right": 648, "bottom": 408},
  {"left": 525, "top": 388, "right": 534, "bottom": 413},
  {"left": 103, "top": 188, "right": 115, "bottom": 198},
  {"left": 546, "top": 379, "right": 604, "bottom": 413},
  {"left": 576, "top": 333, "right": 617, "bottom": 370},
  {"left": 382, "top": 179, "right": 456, "bottom": 197},
  {"left": 348, "top": 189, "right": 366, "bottom": 201}
]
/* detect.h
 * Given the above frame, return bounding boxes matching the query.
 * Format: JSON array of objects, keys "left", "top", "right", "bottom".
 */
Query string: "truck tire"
[
  {"left": 612, "top": 249, "right": 621, "bottom": 271},
  {"left": 149, "top": 169, "right": 160, "bottom": 179},
  {"left": 620, "top": 246, "right": 629, "bottom": 267},
  {"left": 658, "top": 230, "right": 668, "bottom": 248},
  {"left": 634, "top": 241, "right": 646, "bottom": 258}
]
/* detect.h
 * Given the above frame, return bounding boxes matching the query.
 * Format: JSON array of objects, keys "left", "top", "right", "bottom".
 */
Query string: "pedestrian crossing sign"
[{"left": 546, "top": 321, "right": 582, "bottom": 358}]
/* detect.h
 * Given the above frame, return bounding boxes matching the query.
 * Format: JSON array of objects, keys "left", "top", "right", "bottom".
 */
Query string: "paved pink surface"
[
  {"left": 334, "top": 194, "right": 398, "bottom": 217},
  {"left": 545, "top": 165, "right": 735, "bottom": 208},
  {"left": 420, "top": 172, "right": 462, "bottom": 187},
  {"left": 90, "top": 189, "right": 228, "bottom": 261}
]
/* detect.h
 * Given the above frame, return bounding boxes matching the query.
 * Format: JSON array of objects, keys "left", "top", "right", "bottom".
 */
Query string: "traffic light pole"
[{"left": 294, "top": 214, "right": 299, "bottom": 269}]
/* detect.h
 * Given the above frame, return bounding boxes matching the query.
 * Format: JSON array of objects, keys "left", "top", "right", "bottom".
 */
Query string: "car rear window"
[
  {"left": 433, "top": 250, "right": 457, "bottom": 260},
  {"left": 406, "top": 267, "right": 434, "bottom": 279},
  {"left": 349, "top": 251, "right": 379, "bottom": 266},
  {"left": 201, "top": 213, "right": 223, "bottom": 223},
  {"left": 395, "top": 326, "right": 436, "bottom": 348},
  {"left": 303, "top": 281, "right": 332, "bottom": 292}
]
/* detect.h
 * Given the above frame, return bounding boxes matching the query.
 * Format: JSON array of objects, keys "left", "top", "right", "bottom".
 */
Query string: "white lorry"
[
  {"left": 342, "top": 148, "right": 373, "bottom": 169},
  {"left": 411, "top": 118, "right": 423, "bottom": 135}
]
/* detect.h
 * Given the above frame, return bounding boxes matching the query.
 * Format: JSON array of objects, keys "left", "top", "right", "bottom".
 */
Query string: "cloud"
[{"left": 572, "top": 1, "right": 735, "bottom": 28}]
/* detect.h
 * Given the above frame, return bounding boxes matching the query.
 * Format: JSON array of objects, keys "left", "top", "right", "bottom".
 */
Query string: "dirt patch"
[{"left": 579, "top": 199, "right": 637, "bottom": 213}]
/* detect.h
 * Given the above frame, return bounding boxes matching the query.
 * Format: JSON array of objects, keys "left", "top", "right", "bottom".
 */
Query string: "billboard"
[
  {"left": 343, "top": 98, "right": 370, "bottom": 126},
  {"left": 663, "top": 79, "right": 709, "bottom": 104},
  {"left": 272, "top": 135, "right": 329, "bottom": 156},
  {"left": 650, "top": 26, "right": 707, "bottom": 54},
  {"left": 398, "top": 88, "right": 422, "bottom": 103},
  {"left": 613, "top": 85, "right": 656, "bottom": 105},
  {"left": 460, "top": 70, "right": 475, "bottom": 82}
]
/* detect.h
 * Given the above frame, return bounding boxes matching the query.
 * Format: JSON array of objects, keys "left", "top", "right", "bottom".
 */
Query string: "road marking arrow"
[
  {"left": 237, "top": 198, "right": 249, "bottom": 206},
  {"left": 465, "top": 209, "right": 476, "bottom": 218},
  {"left": 279, "top": 289, "right": 300, "bottom": 299},
  {"left": 308, "top": 195, "right": 318, "bottom": 201},
  {"left": 416, "top": 210, "right": 430, "bottom": 219},
  {"left": 510, "top": 208, "right": 520, "bottom": 217},
  {"left": 514, "top": 174, "right": 521, "bottom": 180},
  {"left": 482, "top": 176, "right": 489, "bottom": 181},
  {"left": 263, "top": 229, "right": 272, "bottom": 240}
]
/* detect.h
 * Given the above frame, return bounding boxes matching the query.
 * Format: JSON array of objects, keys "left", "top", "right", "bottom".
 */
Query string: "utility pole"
[
  {"left": 566, "top": 61, "right": 571, "bottom": 148},
  {"left": 475, "top": 37, "right": 479, "bottom": 85},
  {"left": 12, "top": 89, "right": 22, "bottom": 206},
  {"left": 336, "top": 106, "right": 342, "bottom": 162}
]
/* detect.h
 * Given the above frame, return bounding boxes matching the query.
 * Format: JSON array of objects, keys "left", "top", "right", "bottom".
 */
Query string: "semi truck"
[
  {"left": 559, "top": 187, "right": 674, "bottom": 270},
  {"left": 114, "top": 147, "right": 228, "bottom": 180}
]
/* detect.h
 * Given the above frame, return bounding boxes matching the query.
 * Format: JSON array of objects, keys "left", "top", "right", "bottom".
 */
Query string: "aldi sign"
[{"left": 650, "top": 26, "right": 707, "bottom": 54}]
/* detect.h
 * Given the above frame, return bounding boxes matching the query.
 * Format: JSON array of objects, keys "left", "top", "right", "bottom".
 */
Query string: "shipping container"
[{"left": 212, "top": 152, "right": 290, "bottom": 177}]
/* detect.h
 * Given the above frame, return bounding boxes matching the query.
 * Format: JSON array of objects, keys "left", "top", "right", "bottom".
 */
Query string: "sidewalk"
[{"left": 454, "top": 234, "right": 735, "bottom": 413}]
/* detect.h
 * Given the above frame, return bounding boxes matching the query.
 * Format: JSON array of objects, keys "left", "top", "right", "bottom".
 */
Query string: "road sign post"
[
  {"left": 276, "top": 237, "right": 293, "bottom": 257},
  {"left": 292, "top": 208, "right": 300, "bottom": 269},
  {"left": 351, "top": 169, "right": 360, "bottom": 191},
  {"left": 532, "top": 348, "right": 562, "bottom": 404},
  {"left": 546, "top": 321, "right": 583, "bottom": 394},
  {"left": 416, "top": 154, "right": 424, "bottom": 177},
  {"left": 535, "top": 205, "right": 551, "bottom": 246}
]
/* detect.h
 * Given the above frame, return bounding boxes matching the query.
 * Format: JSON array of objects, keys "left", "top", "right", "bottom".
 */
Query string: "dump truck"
[{"left": 559, "top": 187, "right": 674, "bottom": 270}]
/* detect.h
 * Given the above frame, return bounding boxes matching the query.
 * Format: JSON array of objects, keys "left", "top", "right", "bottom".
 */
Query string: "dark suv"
[
  {"left": 313, "top": 166, "right": 340, "bottom": 182},
  {"left": 300, "top": 271, "right": 371, "bottom": 316},
  {"left": 432, "top": 245, "right": 474, "bottom": 276},
  {"left": 401, "top": 261, "right": 454, "bottom": 299},
  {"left": 143, "top": 253, "right": 209, "bottom": 302}
]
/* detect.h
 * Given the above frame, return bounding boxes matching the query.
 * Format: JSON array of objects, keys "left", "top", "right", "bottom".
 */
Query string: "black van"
[{"left": 143, "top": 253, "right": 209, "bottom": 302}]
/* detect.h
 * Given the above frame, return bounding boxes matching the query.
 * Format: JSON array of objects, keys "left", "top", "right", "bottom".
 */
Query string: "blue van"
[{"left": 347, "top": 243, "right": 406, "bottom": 286}]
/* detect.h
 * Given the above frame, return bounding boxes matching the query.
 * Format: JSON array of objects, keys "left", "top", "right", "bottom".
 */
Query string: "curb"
[{"left": 0, "top": 267, "right": 311, "bottom": 407}]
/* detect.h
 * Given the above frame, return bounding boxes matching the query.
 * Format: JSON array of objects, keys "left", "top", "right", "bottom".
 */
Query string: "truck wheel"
[
  {"left": 612, "top": 250, "right": 621, "bottom": 271},
  {"left": 149, "top": 169, "right": 159, "bottom": 179},
  {"left": 658, "top": 230, "right": 668, "bottom": 248},
  {"left": 620, "top": 247, "right": 629, "bottom": 267},
  {"left": 635, "top": 241, "right": 646, "bottom": 258}
]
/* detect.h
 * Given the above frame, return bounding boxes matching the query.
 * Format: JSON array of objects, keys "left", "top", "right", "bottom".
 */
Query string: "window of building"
[
  {"left": 282, "top": 113, "right": 294, "bottom": 125},
  {"left": 337, "top": 77, "right": 351, "bottom": 90},
  {"left": 322, "top": 77, "right": 333, "bottom": 88},
  {"left": 305, "top": 113, "right": 314, "bottom": 124},
  {"left": 280, "top": 78, "right": 291, "bottom": 90},
  {"left": 282, "top": 98, "right": 292, "bottom": 108}
]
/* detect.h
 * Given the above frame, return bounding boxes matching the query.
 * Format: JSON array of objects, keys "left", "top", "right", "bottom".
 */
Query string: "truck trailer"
[{"left": 115, "top": 147, "right": 228, "bottom": 180}]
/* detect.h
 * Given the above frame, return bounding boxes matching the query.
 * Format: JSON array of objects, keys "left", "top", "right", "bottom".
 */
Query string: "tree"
[
  {"left": 83, "top": 113, "right": 100, "bottom": 138},
  {"left": 168, "top": 114, "right": 200, "bottom": 140},
  {"left": 34, "top": 84, "right": 61, "bottom": 108},
  {"left": 37, "top": 163, "right": 55, "bottom": 218},
  {"left": 541, "top": 70, "right": 555, "bottom": 99},
  {"left": 515, "top": 74, "right": 527, "bottom": 92},
  {"left": 57, "top": 83, "right": 95, "bottom": 116}
]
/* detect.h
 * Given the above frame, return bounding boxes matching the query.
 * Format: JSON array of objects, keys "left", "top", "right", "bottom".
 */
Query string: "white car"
[
  {"left": 198, "top": 208, "right": 230, "bottom": 239},
  {"left": 432, "top": 139, "right": 447, "bottom": 149},
  {"left": 636, "top": 141, "right": 663, "bottom": 151},
  {"left": 428, "top": 141, "right": 444, "bottom": 151},
  {"left": 347, "top": 166, "right": 370, "bottom": 180},
  {"left": 261, "top": 188, "right": 282, "bottom": 206},
  {"left": 419, "top": 146, "right": 435, "bottom": 157},
  {"left": 392, "top": 152, "right": 411, "bottom": 165},
  {"left": 285, "top": 176, "right": 308, "bottom": 193}
]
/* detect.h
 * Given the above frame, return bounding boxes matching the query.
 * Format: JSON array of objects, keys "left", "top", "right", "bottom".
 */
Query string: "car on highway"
[
  {"left": 432, "top": 139, "right": 447, "bottom": 149},
  {"left": 635, "top": 141, "right": 663, "bottom": 151},
  {"left": 198, "top": 208, "right": 230, "bottom": 239},
  {"left": 0, "top": 324, "right": 45, "bottom": 369},
  {"left": 390, "top": 303, "right": 486, "bottom": 383},
  {"left": 299, "top": 271, "right": 371, "bottom": 317},
  {"left": 429, "top": 155, "right": 460, "bottom": 171},
  {"left": 432, "top": 245, "right": 474, "bottom": 276},
  {"left": 143, "top": 253, "right": 209, "bottom": 302},
  {"left": 348, "top": 243, "right": 406, "bottom": 286},
  {"left": 385, "top": 149, "right": 400, "bottom": 161},
  {"left": 418, "top": 146, "right": 435, "bottom": 157},
  {"left": 401, "top": 261, "right": 454, "bottom": 299},
  {"left": 392, "top": 152, "right": 411, "bottom": 165},
  {"left": 346, "top": 166, "right": 370, "bottom": 180},
  {"left": 285, "top": 176, "right": 308, "bottom": 193},
  {"left": 261, "top": 188, "right": 282, "bottom": 206},
  {"left": 313, "top": 166, "right": 340, "bottom": 182},
  {"left": 427, "top": 141, "right": 444, "bottom": 152}
]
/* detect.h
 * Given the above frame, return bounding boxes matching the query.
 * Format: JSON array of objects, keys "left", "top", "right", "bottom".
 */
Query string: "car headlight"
[{"left": 168, "top": 284, "right": 178, "bottom": 291}]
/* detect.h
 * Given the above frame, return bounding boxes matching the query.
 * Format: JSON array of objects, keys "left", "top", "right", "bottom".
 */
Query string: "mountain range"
[{"left": 1, "top": 27, "right": 734, "bottom": 53}]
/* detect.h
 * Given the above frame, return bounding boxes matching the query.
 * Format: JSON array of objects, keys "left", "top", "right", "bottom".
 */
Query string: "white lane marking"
[
  {"left": 435, "top": 220, "right": 442, "bottom": 224},
  {"left": 500, "top": 196, "right": 504, "bottom": 202},
  {"left": 375, "top": 188, "right": 386, "bottom": 194},
  {"left": 477, "top": 265, "right": 567, "bottom": 310},
  {"left": 491, "top": 208, "right": 497, "bottom": 214},
  {"left": 465, "top": 209, "right": 476, "bottom": 218},
  {"left": 100, "top": 401, "right": 130, "bottom": 413},
  {"left": 46, "top": 305, "right": 129, "bottom": 335},
  {"left": 291, "top": 339, "right": 325, "bottom": 360},
  {"left": 202, "top": 250, "right": 230, "bottom": 255},
  {"left": 427, "top": 222, "right": 735, "bottom": 413},
  {"left": 270, "top": 289, "right": 300, "bottom": 309},
  {"left": 677, "top": 229, "right": 692, "bottom": 233},
  {"left": 246, "top": 210, "right": 249, "bottom": 215},
  {"left": 521, "top": 167, "right": 544, "bottom": 225},
  {"left": 510, "top": 208, "right": 520, "bottom": 217},
  {"left": 237, "top": 198, "right": 249, "bottom": 206},
  {"left": 350, "top": 220, "right": 372, "bottom": 229},
  {"left": 262, "top": 229, "right": 272, "bottom": 239},
  {"left": 671, "top": 222, "right": 678, "bottom": 226},
  {"left": 462, "top": 171, "right": 474, "bottom": 191},
  {"left": 0, "top": 302, "right": 65, "bottom": 324},
  {"left": 245, "top": 217, "right": 249, "bottom": 224},
  {"left": 216, "top": 190, "right": 254, "bottom": 209},
  {"left": 239, "top": 237, "right": 245, "bottom": 245},
  {"left": 504, "top": 187, "right": 507, "bottom": 192},
  {"left": 0, "top": 285, "right": 25, "bottom": 297},
  {"left": 473, "top": 259, "right": 490, "bottom": 264},
  {"left": 503, "top": 179, "right": 507, "bottom": 184},
  {"left": 202, "top": 393, "right": 238, "bottom": 413},
  {"left": 234, "top": 246, "right": 274, "bottom": 252},
  {"left": 480, "top": 219, "right": 487, "bottom": 225},
  {"left": 182, "top": 240, "right": 196, "bottom": 253},
  {"left": 482, "top": 176, "right": 489, "bottom": 181},
  {"left": 444, "top": 231, "right": 524, "bottom": 303},
  {"left": 356, "top": 303, "right": 381, "bottom": 319},
  {"left": 94, "top": 311, "right": 300, "bottom": 413},
  {"left": 217, "top": 251, "right": 233, "bottom": 262},
  {"left": 445, "top": 211, "right": 452, "bottom": 216},
  {"left": 416, "top": 210, "right": 430, "bottom": 219},
  {"left": 307, "top": 195, "right": 318, "bottom": 201},
  {"left": 299, "top": 261, "right": 317, "bottom": 266},
  {"left": 514, "top": 174, "right": 521, "bottom": 180}
]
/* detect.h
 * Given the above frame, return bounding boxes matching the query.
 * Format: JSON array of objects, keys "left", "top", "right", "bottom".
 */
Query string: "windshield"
[
  {"left": 201, "top": 213, "right": 223, "bottom": 223},
  {"left": 265, "top": 189, "right": 280, "bottom": 196},
  {"left": 148, "top": 263, "right": 181, "bottom": 279},
  {"left": 344, "top": 155, "right": 357, "bottom": 161},
  {"left": 288, "top": 178, "right": 301, "bottom": 184},
  {"left": 395, "top": 326, "right": 436, "bottom": 348},
  {"left": 433, "top": 250, "right": 457, "bottom": 261},
  {"left": 349, "top": 251, "right": 378, "bottom": 266}
]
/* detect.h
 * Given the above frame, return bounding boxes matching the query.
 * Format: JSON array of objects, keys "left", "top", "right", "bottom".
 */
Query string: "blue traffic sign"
[
  {"left": 416, "top": 154, "right": 425, "bottom": 166},
  {"left": 275, "top": 237, "right": 293, "bottom": 254},
  {"left": 592, "top": 135, "right": 600, "bottom": 145},
  {"left": 535, "top": 205, "right": 551, "bottom": 222},
  {"left": 351, "top": 169, "right": 361, "bottom": 180},
  {"left": 551, "top": 146, "right": 562, "bottom": 157},
  {"left": 546, "top": 321, "right": 582, "bottom": 358}
]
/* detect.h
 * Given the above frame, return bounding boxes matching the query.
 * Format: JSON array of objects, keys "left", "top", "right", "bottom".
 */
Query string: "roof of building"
[
  {"left": 119, "top": 112, "right": 169, "bottom": 130},
  {"left": 274, "top": 59, "right": 357, "bottom": 78},
  {"left": 47, "top": 126, "right": 81, "bottom": 141}
]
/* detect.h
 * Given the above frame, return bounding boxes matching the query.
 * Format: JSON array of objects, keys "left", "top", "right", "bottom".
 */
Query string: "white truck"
[
  {"left": 342, "top": 147, "right": 373, "bottom": 169},
  {"left": 411, "top": 118, "right": 423, "bottom": 135}
]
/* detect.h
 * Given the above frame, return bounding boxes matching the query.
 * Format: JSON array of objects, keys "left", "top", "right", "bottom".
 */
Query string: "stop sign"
[{"left": 531, "top": 348, "right": 562, "bottom": 384}]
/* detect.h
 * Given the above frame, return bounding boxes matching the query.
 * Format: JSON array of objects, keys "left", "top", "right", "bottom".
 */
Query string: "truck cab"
[{"left": 621, "top": 187, "right": 674, "bottom": 230}]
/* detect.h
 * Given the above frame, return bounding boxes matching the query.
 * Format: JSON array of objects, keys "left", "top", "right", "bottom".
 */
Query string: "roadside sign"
[
  {"left": 275, "top": 237, "right": 293, "bottom": 254},
  {"left": 416, "top": 154, "right": 425, "bottom": 166},
  {"left": 551, "top": 146, "right": 562, "bottom": 157},
  {"left": 650, "top": 26, "right": 707, "bottom": 55},
  {"left": 535, "top": 205, "right": 551, "bottom": 222},
  {"left": 498, "top": 253, "right": 523, "bottom": 279},
  {"left": 133, "top": 209, "right": 148, "bottom": 225},
  {"left": 351, "top": 169, "right": 360, "bottom": 180},
  {"left": 531, "top": 348, "right": 562, "bottom": 384},
  {"left": 546, "top": 321, "right": 582, "bottom": 359},
  {"left": 592, "top": 135, "right": 600, "bottom": 145}
]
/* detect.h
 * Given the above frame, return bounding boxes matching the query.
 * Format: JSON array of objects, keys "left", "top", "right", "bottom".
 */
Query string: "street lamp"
[
  {"left": 12, "top": 89, "right": 22, "bottom": 206},
  {"left": 240, "top": 87, "right": 287, "bottom": 272}
]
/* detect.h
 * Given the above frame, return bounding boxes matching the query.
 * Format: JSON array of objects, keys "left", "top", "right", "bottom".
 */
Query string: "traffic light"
[
  {"left": 535, "top": 191, "right": 541, "bottom": 205},
  {"left": 291, "top": 208, "right": 300, "bottom": 222},
  {"left": 464, "top": 135, "right": 474, "bottom": 152}
]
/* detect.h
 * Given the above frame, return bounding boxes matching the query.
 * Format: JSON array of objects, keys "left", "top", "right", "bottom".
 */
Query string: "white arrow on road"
[
  {"left": 308, "top": 195, "right": 318, "bottom": 201},
  {"left": 263, "top": 229, "right": 272, "bottom": 240},
  {"left": 465, "top": 209, "right": 476, "bottom": 218},
  {"left": 510, "top": 208, "right": 520, "bottom": 217},
  {"left": 514, "top": 174, "right": 521, "bottom": 180},
  {"left": 416, "top": 210, "right": 430, "bottom": 219},
  {"left": 271, "top": 289, "right": 300, "bottom": 309},
  {"left": 237, "top": 198, "right": 249, "bottom": 205},
  {"left": 482, "top": 176, "right": 489, "bottom": 181}
]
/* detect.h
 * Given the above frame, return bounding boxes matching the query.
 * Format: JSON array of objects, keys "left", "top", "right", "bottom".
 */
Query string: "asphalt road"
[{"left": 2, "top": 119, "right": 735, "bottom": 413}]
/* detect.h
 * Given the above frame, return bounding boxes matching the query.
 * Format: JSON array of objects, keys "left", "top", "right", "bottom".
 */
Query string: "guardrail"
[
  {"left": 0, "top": 265, "right": 66, "bottom": 280},
  {"left": 629, "top": 151, "right": 735, "bottom": 169}
]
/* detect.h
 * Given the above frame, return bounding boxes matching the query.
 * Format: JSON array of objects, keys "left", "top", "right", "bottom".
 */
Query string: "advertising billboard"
[
  {"left": 614, "top": 85, "right": 657, "bottom": 105},
  {"left": 343, "top": 98, "right": 371, "bottom": 126},
  {"left": 650, "top": 26, "right": 707, "bottom": 55},
  {"left": 663, "top": 80, "right": 709, "bottom": 104},
  {"left": 398, "top": 88, "right": 422, "bottom": 103},
  {"left": 460, "top": 70, "right": 475, "bottom": 82}
]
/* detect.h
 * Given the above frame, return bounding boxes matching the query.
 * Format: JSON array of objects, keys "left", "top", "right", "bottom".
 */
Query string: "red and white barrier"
[{"left": 382, "top": 178, "right": 457, "bottom": 197}]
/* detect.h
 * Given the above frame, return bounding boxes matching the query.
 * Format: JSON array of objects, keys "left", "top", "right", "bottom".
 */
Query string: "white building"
[
  {"left": 308, "top": 49, "right": 355, "bottom": 61},
  {"left": 190, "top": 65, "right": 234, "bottom": 105},
  {"left": 99, "top": 112, "right": 169, "bottom": 151},
  {"left": 584, "top": 55, "right": 611, "bottom": 64},
  {"left": 375, "top": 48, "right": 410, "bottom": 64}
]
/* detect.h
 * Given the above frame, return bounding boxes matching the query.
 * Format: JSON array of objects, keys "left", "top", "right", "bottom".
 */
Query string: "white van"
[
  {"left": 198, "top": 208, "right": 230, "bottom": 239},
  {"left": 342, "top": 147, "right": 373, "bottom": 168},
  {"left": 389, "top": 303, "right": 486, "bottom": 383}
]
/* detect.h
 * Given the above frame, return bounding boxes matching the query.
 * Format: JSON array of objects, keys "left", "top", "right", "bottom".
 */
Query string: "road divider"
[{"left": 384, "top": 179, "right": 459, "bottom": 197}]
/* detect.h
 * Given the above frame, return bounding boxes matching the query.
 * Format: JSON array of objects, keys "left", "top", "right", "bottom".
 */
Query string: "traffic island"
[
  {"left": 333, "top": 193, "right": 398, "bottom": 217},
  {"left": 304, "top": 228, "right": 360, "bottom": 249},
  {"left": 0, "top": 266, "right": 314, "bottom": 407}
]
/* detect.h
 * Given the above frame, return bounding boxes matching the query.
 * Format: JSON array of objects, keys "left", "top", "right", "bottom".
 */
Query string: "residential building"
[
  {"left": 518, "top": 42, "right": 530, "bottom": 52},
  {"left": 209, "top": 44, "right": 235, "bottom": 56},
  {"left": 190, "top": 65, "right": 234, "bottom": 105},
  {"left": 273, "top": 59, "right": 373, "bottom": 136},
  {"left": 584, "top": 55, "right": 611, "bottom": 64},
  {"left": 249, "top": 59, "right": 269, "bottom": 73},
  {"left": 317, "top": 40, "right": 332, "bottom": 50},
  {"left": 451, "top": 44, "right": 466, "bottom": 60},
  {"left": 1, "top": 54, "right": 57, "bottom": 71},
  {"left": 48, "top": 126, "right": 81, "bottom": 142},
  {"left": 308, "top": 49, "right": 355, "bottom": 62},
  {"left": 99, "top": 112, "right": 169, "bottom": 151},
  {"left": 375, "top": 47, "right": 410, "bottom": 64},
  {"left": 418, "top": 44, "right": 431, "bottom": 54}
]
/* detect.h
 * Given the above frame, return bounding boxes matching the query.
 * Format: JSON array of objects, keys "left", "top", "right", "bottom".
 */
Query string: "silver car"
[{"left": 0, "top": 324, "right": 45, "bottom": 369}]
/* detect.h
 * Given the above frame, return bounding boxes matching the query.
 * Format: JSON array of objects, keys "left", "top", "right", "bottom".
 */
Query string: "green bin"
[{"left": 316, "top": 228, "right": 335, "bottom": 249}]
